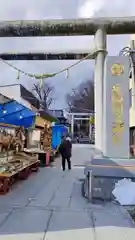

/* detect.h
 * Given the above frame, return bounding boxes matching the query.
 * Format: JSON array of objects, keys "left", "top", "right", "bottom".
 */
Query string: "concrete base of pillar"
[
  {"left": 84, "top": 157, "right": 135, "bottom": 179},
  {"left": 83, "top": 175, "right": 115, "bottom": 201},
  {"left": 84, "top": 157, "right": 135, "bottom": 202}
]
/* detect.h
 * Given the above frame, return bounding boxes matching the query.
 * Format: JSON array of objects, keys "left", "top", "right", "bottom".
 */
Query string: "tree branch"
[
  {"left": 33, "top": 82, "right": 54, "bottom": 109},
  {"left": 66, "top": 79, "right": 94, "bottom": 112}
]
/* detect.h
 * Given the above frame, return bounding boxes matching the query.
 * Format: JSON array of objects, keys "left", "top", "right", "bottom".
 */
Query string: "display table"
[
  {"left": 0, "top": 151, "right": 40, "bottom": 195},
  {"left": 24, "top": 148, "right": 51, "bottom": 167},
  {"left": 24, "top": 148, "right": 45, "bottom": 154},
  {"left": 0, "top": 160, "right": 39, "bottom": 194}
]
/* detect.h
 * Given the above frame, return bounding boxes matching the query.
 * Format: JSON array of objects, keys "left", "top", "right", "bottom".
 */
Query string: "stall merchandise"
[
  {"left": 0, "top": 93, "right": 40, "bottom": 194},
  {"left": 41, "top": 123, "right": 52, "bottom": 151},
  {"left": 0, "top": 125, "right": 28, "bottom": 153},
  {"left": 0, "top": 125, "right": 39, "bottom": 194},
  {"left": 0, "top": 151, "right": 38, "bottom": 176},
  {"left": 34, "top": 116, "right": 52, "bottom": 151}
]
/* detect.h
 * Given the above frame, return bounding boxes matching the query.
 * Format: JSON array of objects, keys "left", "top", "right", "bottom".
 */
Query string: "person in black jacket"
[{"left": 59, "top": 136, "right": 72, "bottom": 171}]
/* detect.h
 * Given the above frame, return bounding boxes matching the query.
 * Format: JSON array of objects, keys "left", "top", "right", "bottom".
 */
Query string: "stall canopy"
[
  {"left": 52, "top": 125, "right": 68, "bottom": 150},
  {"left": 0, "top": 93, "right": 35, "bottom": 128}
]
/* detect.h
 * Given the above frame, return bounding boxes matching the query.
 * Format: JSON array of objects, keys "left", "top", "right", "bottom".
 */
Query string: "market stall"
[
  {"left": 0, "top": 94, "right": 39, "bottom": 194},
  {"left": 35, "top": 116, "right": 52, "bottom": 151},
  {"left": 25, "top": 116, "right": 53, "bottom": 167}
]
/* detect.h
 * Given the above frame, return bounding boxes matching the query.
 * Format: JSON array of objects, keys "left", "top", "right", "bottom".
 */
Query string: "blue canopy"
[
  {"left": 0, "top": 95, "right": 35, "bottom": 128},
  {"left": 52, "top": 125, "right": 68, "bottom": 150}
]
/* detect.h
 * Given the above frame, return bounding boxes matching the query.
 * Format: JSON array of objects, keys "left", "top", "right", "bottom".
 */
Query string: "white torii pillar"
[
  {"left": 94, "top": 28, "right": 107, "bottom": 153},
  {"left": 67, "top": 31, "right": 106, "bottom": 149}
]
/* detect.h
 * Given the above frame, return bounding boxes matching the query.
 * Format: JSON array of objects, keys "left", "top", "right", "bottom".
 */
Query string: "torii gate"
[{"left": 0, "top": 16, "right": 135, "bottom": 159}]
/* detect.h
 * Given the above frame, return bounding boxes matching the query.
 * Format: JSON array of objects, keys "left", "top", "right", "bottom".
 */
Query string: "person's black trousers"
[{"left": 62, "top": 156, "right": 71, "bottom": 171}]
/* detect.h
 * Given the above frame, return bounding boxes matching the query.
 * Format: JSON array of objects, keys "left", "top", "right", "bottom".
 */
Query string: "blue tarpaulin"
[
  {"left": 0, "top": 95, "right": 35, "bottom": 128},
  {"left": 52, "top": 125, "right": 68, "bottom": 150}
]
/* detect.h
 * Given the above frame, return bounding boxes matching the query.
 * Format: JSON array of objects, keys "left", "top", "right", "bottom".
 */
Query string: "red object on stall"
[{"left": 46, "top": 152, "right": 50, "bottom": 166}]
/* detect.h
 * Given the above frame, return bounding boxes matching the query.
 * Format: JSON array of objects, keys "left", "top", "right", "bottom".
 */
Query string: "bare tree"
[
  {"left": 66, "top": 80, "right": 94, "bottom": 112},
  {"left": 33, "top": 82, "right": 54, "bottom": 110}
]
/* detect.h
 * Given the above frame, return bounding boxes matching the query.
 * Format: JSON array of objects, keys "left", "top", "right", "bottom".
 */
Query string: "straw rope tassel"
[
  {"left": 39, "top": 78, "right": 44, "bottom": 88},
  {"left": 66, "top": 69, "right": 69, "bottom": 78},
  {"left": 17, "top": 70, "right": 20, "bottom": 80}
]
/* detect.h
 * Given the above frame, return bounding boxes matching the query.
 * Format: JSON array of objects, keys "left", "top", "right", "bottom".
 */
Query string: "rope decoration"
[{"left": 0, "top": 48, "right": 107, "bottom": 85}]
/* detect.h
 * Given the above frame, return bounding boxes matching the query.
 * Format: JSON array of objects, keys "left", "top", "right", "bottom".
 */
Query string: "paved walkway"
[{"left": 0, "top": 144, "right": 134, "bottom": 239}]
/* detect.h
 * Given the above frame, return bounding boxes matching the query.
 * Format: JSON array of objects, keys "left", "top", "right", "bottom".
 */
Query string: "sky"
[{"left": 0, "top": 0, "right": 134, "bottom": 109}]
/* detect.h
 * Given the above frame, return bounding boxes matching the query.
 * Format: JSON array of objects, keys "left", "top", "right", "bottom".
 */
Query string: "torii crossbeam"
[{"left": 0, "top": 17, "right": 135, "bottom": 37}]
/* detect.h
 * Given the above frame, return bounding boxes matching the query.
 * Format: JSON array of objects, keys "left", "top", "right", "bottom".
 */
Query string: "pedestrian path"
[{"left": 0, "top": 144, "right": 134, "bottom": 239}]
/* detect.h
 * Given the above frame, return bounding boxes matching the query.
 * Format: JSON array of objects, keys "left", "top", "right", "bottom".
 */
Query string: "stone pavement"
[{"left": 0, "top": 144, "right": 134, "bottom": 239}]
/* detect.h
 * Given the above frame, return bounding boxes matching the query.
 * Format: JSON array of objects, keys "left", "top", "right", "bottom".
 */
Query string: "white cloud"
[
  {"left": 0, "top": 0, "right": 134, "bottom": 108},
  {"left": 78, "top": 0, "right": 105, "bottom": 18}
]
